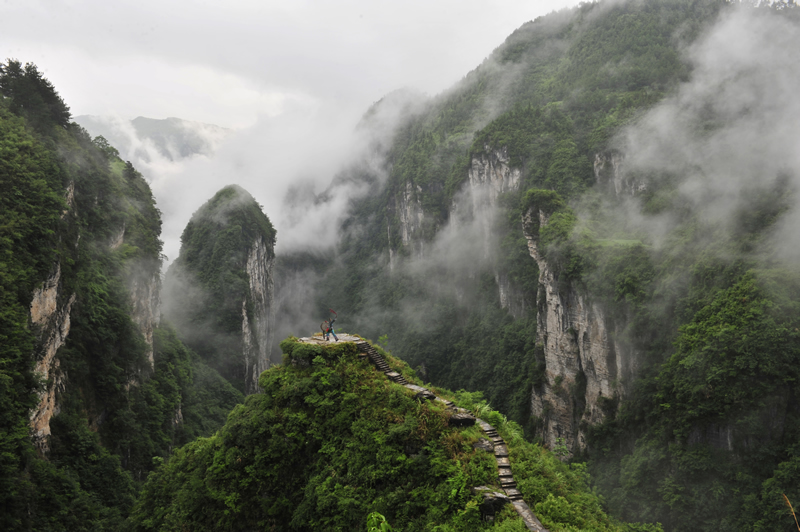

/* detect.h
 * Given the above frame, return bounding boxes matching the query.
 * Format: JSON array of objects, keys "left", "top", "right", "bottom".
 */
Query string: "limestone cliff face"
[
  {"left": 29, "top": 263, "right": 76, "bottom": 452},
  {"left": 390, "top": 146, "right": 520, "bottom": 258},
  {"left": 522, "top": 207, "right": 634, "bottom": 456},
  {"left": 593, "top": 151, "right": 646, "bottom": 196},
  {"left": 467, "top": 145, "right": 521, "bottom": 206},
  {"left": 243, "top": 235, "right": 275, "bottom": 395},
  {"left": 389, "top": 180, "right": 426, "bottom": 259},
  {"left": 466, "top": 146, "right": 526, "bottom": 317},
  {"left": 110, "top": 220, "right": 161, "bottom": 367},
  {"left": 127, "top": 265, "right": 161, "bottom": 366},
  {"left": 29, "top": 181, "right": 78, "bottom": 452}
]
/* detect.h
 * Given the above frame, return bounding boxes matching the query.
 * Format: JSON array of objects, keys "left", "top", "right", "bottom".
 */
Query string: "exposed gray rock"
[
  {"left": 593, "top": 151, "right": 646, "bottom": 197},
  {"left": 522, "top": 206, "right": 637, "bottom": 456},
  {"left": 243, "top": 235, "right": 275, "bottom": 394},
  {"left": 464, "top": 145, "right": 525, "bottom": 317},
  {"left": 449, "top": 411, "right": 476, "bottom": 427},
  {"left": 413, "top": 389, "right": 437, "bottom": 402},
  {"left": 127, "top": 262, "right": 161, "bottom": 366},
  {"left": 29, "top": 263, "right": 76, "bottom": 452},
  {"left": 473, "top": 438, "right": 494, "bottom": 452},
  {"left": 472, "top": 486, "right": 511, "bottom": 517}
]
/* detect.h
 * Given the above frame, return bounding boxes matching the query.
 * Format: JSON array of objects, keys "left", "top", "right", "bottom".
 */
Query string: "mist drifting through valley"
[
  {"left": 7, "top": 1, "right": 800, "bottom": 530},
  {"left": 76, "top": 3, "right": 800, "bottom": 356}
]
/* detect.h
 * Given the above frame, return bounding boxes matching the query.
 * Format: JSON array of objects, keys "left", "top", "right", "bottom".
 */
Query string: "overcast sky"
[
  {"left": 1, "top": 0, "right": 581, "bottom": 127},
  {"left": 1, "top": 0, "right": 582, "bottom": 262}
]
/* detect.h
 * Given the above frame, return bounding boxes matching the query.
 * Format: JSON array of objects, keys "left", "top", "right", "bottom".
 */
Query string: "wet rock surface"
[
  {"left": 473, "top": 486, "right": 511, "bottom": 518},
  {"left": 473, "top": 438, "right": 494, "bottom": 452}
]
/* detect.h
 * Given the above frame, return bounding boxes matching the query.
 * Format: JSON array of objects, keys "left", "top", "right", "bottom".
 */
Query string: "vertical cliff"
[
  {"left": 467, "top": 145, "right": 522, "bottom": 206},
  {"left": 126, "top": 266, "right": 161, "bottom": 366},
  {"left": 164, "top": 185, "right": 276, "bottom": 394},
  {"left": 243, "top": 235, "right": 276, "bottom": 394},
  {"left": 28, "top": 263, "right": 76, "bottom": 451},
  {"left": 593, "top": 151, "right": 647, "bottom": 197},
  {"left": 521, "top": 194, "right": 633, "bottom": 456},
  {"left": 466, "top": 145, "right": 525, "bottom": 317}
]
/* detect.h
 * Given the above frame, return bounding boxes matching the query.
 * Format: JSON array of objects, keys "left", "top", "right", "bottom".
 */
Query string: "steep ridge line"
[{"left": 352, "top": 340, "right": 550, "bottom": 532}]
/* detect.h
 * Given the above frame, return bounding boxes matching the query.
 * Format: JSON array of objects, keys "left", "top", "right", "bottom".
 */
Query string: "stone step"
[
  {"left": 435, "top": 397, "right": 455, "bottom": 407},
  {"left": 505, "top": 488, "right": 524, "bottom": 501},
  {"left": 501, "top": 481, "right": 517, "bottom": 489},
  {"left": 449, "top": 412, "right": 477, "bottom": 427},
  {"left": 494, "top": 444, "right": 509, "bottom": 457}
]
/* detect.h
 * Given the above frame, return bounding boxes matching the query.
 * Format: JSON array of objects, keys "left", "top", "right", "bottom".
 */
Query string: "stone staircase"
[
  {"left": 353, "top": 339, "right": 550, "bottom": 532},
  {"left": 475, "top": 420, "right": 549, "bottom": 531},
  {"left": 356, "top": 341, "right": 411, "bottom": 385}
]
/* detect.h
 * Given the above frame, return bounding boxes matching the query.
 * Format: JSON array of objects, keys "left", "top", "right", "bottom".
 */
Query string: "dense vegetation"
[
  {"left": 130, "top": 337, "right": 653, "bottom": 531},
  {"left": 306, "top": 0, "right": 726, "bottom": 435},
  {"left": 285, "top": 1, "right": 800, "bottom": 530},
  {"left": 5, "top": 1, "right": 800, "bottom": 530},
  {"left": 0, "top": 60, "right": 241, "bottom": 530},
  {"left": 164, "top": 184, "right": 276, "bottom": 393}
]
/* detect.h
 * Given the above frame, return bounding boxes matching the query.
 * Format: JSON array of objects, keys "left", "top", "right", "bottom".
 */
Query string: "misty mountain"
[
  {"left": 163, "top": 185, "right": 277, "bottom": 395},
  {"left": 74, "top": 114, "right": 230, "bottom": 162},
  {"left": 277, "top": 1, "right": 800, "bottom": 530},
  {"left": 5, "top": 1, "right": 800, "bottom": 531},
  {"left": 0, "top": 60, "right": 241, "bottom": 530}
]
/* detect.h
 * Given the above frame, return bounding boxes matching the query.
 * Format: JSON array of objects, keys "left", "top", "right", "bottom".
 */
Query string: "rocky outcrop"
[
  {"left": 29, "top": 263, "right": 77, "bottom": 452},
  {"left": 467, "top": 146, "right": 526, "bottom": 317},
  {"left": 127, "top": 265, "right": 161, "bottom": 366},
  {"left": 390, "top": 181, "right": 426, "bottom": 259},
  {"left": 110, "top": 223, "right": 126, "bottom": 250},
  {"left": 495, "top": 272, "right": 527, "bottom": 319},
  {"left": 522, "top": 207, "right": 633, "bottom": 457},
  {"left": 468, "top": 145, "right": 521, "bottom": 206},
  {"left": 593, "top": 151, "right": 645, "bottom": 196},
  {"left": 243, "top": 236, "right": 275, "bottom": 394}
]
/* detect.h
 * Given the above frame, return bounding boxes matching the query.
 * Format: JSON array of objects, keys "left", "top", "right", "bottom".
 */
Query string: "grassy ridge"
[{"left": 129, "top": 337, "right": 655, "bottom": 531}]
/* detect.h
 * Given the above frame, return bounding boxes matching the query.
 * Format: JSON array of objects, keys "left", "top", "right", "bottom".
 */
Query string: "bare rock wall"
[
  {"left": 522, "top": 207, "right": 631, "bottom": 456},
  {"left": 29, "top": 263, "right": 76, "bottom": 452},
  {"left": 243, "top": 235, "right": 275, "bottom": 394}
]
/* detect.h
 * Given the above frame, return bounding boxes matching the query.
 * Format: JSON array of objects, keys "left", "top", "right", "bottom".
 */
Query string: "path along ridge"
[{"left": 298, "top": 336, "right": 548, "bottom": 531}]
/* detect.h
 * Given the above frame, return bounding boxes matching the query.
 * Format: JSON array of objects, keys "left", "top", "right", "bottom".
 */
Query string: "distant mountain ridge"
[{"left": 74, "top": 114, "right": 230, "bottom": 162}]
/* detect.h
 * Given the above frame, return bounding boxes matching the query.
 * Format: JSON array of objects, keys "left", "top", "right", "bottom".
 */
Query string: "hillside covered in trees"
[
  {"left": 5, "top": 0, "right": 800, "bottom": 531},
  {"left": 129, "top": 337, "right": 657, "bottom": 531},
  {"left": 0, "top": 59, "right": 243, "bottom": 529},
  {"left": 284, "top": 1, "right": 800, "bottom": 530}
]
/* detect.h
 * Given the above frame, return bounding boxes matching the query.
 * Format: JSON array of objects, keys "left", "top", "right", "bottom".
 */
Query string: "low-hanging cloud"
[
  {"left": 84, "top": 97, "right": 397, "bottom": 264},
  {"left": 616, "top": 6, "right": 800, "bottom": 256}
]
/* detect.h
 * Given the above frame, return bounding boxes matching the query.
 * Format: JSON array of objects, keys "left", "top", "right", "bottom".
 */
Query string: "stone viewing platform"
[
  {"left": 297, "top": 334, "right": 549, "bottom": 531},
  {"left": 297, "top": 333, "right": 363, "bottom": 344}
]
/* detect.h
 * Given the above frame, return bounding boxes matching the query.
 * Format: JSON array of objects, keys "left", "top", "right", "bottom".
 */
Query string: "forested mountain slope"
[
  {"left": 5, "top": 1, "right": 800, "bottom": 531},
  {"left": 163, "top": 184, "right": 277, "bottom": 395},
  {"left": 0, "top": 60, "right": 242, "bottom": 530},
  {"left": 305, "top": 0, "right": 728, "bottom": 435},
  {"left": 129, "top": 336, "right": 657, "bottom": 532},
  {"left": 286, "top": 1, "right": 800, "bottom": 530}
]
